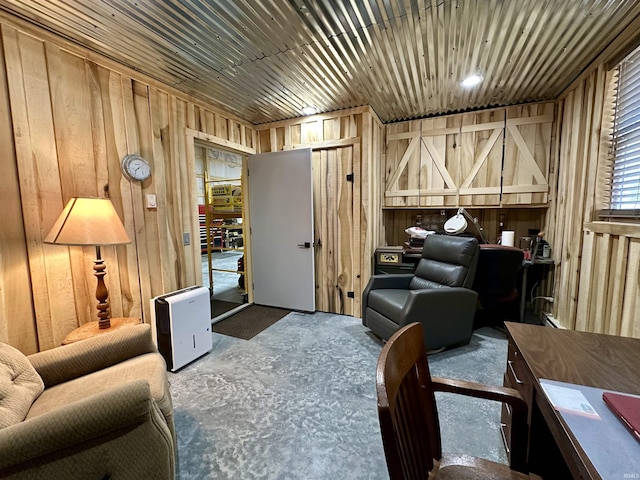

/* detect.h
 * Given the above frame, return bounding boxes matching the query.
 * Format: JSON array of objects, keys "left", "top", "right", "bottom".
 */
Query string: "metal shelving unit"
[{"left": 203, "top": 175, "right": 246, "bottom": 298}]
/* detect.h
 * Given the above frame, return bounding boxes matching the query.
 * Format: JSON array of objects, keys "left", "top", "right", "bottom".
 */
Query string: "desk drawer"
[
  {"left": 505, "top": 342, "right": 535, "bottom": 405},
  {"left": 501, "top": 340, "right": 535, "bottom": 463},
  {"left": 501, "top": 374, "right": 513, "bottom": 458}
]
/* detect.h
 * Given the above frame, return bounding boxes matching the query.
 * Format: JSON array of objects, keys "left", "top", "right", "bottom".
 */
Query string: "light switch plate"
[
  {"left": 183, "top": 232, "right": 190, "bottom": 246},
  {"left": 146, "top": 194, "right": 157, "bottom": 209}
]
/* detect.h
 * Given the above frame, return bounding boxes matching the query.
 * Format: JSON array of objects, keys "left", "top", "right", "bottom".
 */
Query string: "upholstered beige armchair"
[{"left": 0, "top": 323, "right": 175, "bottom": 480}]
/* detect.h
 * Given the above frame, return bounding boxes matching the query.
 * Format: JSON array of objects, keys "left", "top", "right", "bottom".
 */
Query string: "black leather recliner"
[{"left": 362, "top": 235, "right": 480, "bottom": 352}]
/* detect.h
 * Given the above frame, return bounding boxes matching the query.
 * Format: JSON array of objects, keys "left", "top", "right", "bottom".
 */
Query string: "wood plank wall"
[
  {"left": 255, "top": 108, "right": 384, "bottom": 317},
  {"left": 549, "top": 65, "right": 640, "bottom": 338},
  {"left": 384, "top": 208, "right": 547, "bottom": 247},
  {"left": 0, "top": 20, "right": 255, "bottom": 353}
]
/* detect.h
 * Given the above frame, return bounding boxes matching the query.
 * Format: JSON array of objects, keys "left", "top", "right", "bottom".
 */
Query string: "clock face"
[{"left": 121, "top": 154, "right": 151, "bottom": 181}]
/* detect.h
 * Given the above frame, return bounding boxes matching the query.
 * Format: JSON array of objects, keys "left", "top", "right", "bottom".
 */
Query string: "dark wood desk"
[{"left": 503, "top": 322, "right": 640, "bottom": 479}]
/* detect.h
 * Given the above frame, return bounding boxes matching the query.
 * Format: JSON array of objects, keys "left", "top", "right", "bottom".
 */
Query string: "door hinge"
[
  {"left": 346, "top": 173, "right": 354, "bottom": 182},
  {"left": 347, "top": 291, "right": 355, "bottom": 298}
]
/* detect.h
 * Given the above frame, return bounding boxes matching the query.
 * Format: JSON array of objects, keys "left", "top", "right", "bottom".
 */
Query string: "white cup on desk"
[{"left": 498, "top": 230, "right": 515, "bottom": 247}]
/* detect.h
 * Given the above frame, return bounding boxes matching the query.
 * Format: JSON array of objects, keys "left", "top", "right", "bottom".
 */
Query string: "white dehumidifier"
[{"left": 150, "top": 286, "right": 212, "bottom": 372}]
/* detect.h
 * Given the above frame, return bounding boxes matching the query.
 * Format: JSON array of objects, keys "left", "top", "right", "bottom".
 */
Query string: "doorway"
[
  {"left": 195, "top": 143, "right": 248, "bottom": 319},
  {"left": 247, "top": 149, "right": 315, "bottom": 311},
  {"left": 194, "top": 139, "right": 356, "bottom": 317}
]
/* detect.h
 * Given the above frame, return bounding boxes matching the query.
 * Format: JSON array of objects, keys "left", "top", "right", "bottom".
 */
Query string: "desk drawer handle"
[
  {"left": 508, "top": 360, "right": 524, "bottom": 385},
  {"left": 500, "top": 423, "right": 511, "bottom": 454}
]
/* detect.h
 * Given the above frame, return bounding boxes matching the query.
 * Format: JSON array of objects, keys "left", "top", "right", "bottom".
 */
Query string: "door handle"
[{"left": 297, "top": 242, "right": 311, "bottom": 248}]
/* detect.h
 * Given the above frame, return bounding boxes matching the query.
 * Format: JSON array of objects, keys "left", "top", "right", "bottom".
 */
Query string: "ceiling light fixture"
[
  {"left": 460, "top": 73, "right": 484, "bottom": 88},
  {"left": 302, "top": 105, "right": 318, "bottom": 115}
]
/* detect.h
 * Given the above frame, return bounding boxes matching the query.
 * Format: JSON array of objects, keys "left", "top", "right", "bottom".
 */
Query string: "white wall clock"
[{"left": 121, "top": 154, "right": 151, "bottom": 182}]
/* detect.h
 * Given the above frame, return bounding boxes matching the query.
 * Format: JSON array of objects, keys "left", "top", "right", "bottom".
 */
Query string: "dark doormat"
[
  {"left": 212, "top": 304, "right": 291, "bottom": 340},
  {"left": 211, "top": 299, "right": 242, "bottom": 318}
]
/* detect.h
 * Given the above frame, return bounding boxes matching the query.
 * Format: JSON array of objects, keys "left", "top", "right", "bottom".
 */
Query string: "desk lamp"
[
  {"left": 44, "top": 197, "right": 131, "bottom": 329},
  {"left": 444, "top": 208, "right": 489, "bottom": 244}
]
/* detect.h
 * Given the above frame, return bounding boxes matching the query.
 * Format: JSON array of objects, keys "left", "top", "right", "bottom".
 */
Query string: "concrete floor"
[{"left": 169, "top": 312, "right": 510, "bottom": 480}]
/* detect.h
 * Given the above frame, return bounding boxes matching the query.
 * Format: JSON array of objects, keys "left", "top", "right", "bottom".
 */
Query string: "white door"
[{"left": 248, "top": 149, "right": 315, "bottom": 311}]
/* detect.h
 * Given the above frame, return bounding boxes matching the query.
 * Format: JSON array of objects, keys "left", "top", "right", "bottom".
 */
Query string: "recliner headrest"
[{"left": 410, "top": 235, "right": 479, "bottom": 289}]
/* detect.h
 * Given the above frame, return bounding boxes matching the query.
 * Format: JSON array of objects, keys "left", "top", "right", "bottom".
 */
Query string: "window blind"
[{"left": 607, "top": 46, "right": 640, "bottom": 215}]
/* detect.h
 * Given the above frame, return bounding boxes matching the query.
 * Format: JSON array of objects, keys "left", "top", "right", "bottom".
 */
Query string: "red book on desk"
[{"left": 602, "top": 392, "right": 640, "bottom": 443}]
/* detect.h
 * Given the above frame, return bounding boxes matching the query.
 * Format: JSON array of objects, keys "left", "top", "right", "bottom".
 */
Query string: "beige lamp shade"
[{"left": 44, "top": 197, "right": 131, "bottom": 246}]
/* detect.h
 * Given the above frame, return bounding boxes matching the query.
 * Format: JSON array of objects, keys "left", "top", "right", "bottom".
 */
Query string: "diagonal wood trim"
[
  {"left": 505, "top": 122, "right": 547, "bottom": 184},
  {"left": 460, "top": 128, "right": 503, "bottom": 188},
  {"left": 386, "top": 136, "right": 420, "bottom": 191},
  {"left": 421, "top": 137, "right": 457, "bottom": 190}
]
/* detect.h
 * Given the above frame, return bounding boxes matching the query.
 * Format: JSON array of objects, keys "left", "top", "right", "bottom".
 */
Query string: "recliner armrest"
[
  {"left": 365, "top": 274, "right": 414, "bottom": 290},
  {"left": 397, "top": 288, "right": 479, "bottom": 350},
  {"left": 0, "top": 379, "right": 171, "bottom": 471},
  {"left": 28, "top": 324, "right": 157, "bottom": 387},
  {"left": 403, "top": 287, "right": 477, "bottom": 317},
  {"left": 362, "top": 274, "right": 414, "bottom": 322}
]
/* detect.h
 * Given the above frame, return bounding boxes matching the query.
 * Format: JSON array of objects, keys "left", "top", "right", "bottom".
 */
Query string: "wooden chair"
[{"left": 376, "top": 322, "right": 538, "bottom": 480}]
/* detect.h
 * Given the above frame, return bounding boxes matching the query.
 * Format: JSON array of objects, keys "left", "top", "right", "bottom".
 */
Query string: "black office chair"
[
  {"left": 472, "top": 244, "right": 524, "bottom": 327},
  {"left": 362, "top": 235, "right": 479, "bottom": 352}
]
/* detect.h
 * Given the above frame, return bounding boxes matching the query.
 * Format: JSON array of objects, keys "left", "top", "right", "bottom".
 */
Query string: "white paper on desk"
[{"left": 540, "top": 380, "right": 601, "bottom": 419}]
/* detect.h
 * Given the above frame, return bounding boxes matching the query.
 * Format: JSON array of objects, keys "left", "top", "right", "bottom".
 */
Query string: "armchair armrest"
[
  {"left": 28, "top": 323, "right": 156, "bottom": 387},
  {"left": 0, "top": 379, "right": 170, "bottom": 471},
  {"left": 432, "top": 376, "right": 528, "bottom": 473},
  {"left": 402, "top": 287, "right": 478, "bottom": 325},
  {"left": 365, "top": 274, "right": 414, "bottom": 290},
  {"left": 362, "top": 274, "right": 414, "bottom": 320}
]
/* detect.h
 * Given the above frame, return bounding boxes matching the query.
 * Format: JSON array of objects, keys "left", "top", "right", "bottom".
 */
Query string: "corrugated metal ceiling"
[{"left": 1, "top": 0, "right": 639, "bottom": 124}]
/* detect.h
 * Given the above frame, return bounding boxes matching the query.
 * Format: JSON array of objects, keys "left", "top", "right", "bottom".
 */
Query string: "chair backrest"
[
  {"left": 473, "top": 244, "right": 524, "bottom": 304},
  {"left": 410, "top": 235, "right": 479, "bottom": 290},
  {"left": 376, "top": 322, "right": 441, "bottom": 480}
]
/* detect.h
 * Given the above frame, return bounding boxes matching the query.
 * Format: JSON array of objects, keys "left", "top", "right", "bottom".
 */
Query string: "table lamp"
[
  {"left": 444, "top": 207, "right": 489, "bottom": 244},
  {"left": 44, "top": 197, "right": 131, "bottom": 329}
]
